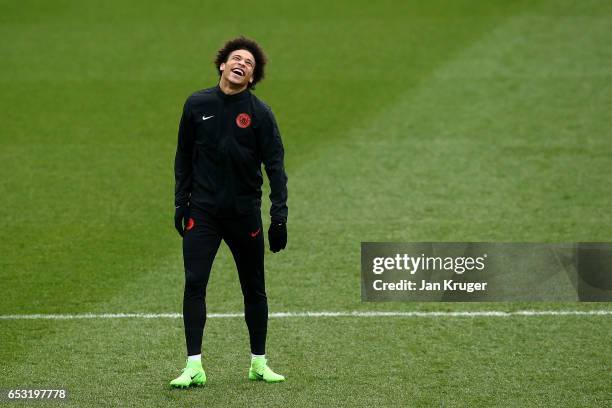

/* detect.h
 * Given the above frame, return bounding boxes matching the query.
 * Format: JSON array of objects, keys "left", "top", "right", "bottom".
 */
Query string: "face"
[{"left": 220, "top": 49, "right": 256, "bottom": 88}]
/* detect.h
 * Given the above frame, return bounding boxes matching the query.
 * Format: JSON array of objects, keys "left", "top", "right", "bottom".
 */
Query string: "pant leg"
[
  {"left": 182, "top": 207, "right": 222, "bottom": 356},
  {"left": 222, "top": 211, "right": 268, "bottom": 355}
]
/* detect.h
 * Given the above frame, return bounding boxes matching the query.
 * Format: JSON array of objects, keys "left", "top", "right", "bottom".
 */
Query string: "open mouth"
[{"left": 231, "top": 68, "right": 245, "bottom": 77}]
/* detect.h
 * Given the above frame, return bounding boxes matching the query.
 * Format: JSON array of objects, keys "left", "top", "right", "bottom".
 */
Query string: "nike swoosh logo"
[
  {"left": 202, "top": 115, "right": 214, "bottom": 121},
  {"left": 250, "top": 228, "right": 261, "bottom": 238}
]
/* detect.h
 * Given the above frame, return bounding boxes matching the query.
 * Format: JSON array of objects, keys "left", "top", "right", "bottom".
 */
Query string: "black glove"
[
  {"left": 174, "top": 204, "right": 190, "bottom": 237},
  {"left": 268, "top": 222, "right": 287, "bottom": 253}
]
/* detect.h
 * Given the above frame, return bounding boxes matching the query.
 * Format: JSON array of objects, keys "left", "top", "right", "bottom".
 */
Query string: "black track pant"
[{"left": 182, "top": 206, "right": 267, "bottom": 356}]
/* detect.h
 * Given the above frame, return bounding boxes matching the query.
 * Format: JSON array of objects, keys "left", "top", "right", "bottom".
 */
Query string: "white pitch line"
[{"left": 0, "top": 310, "right": 611, "bottom": 320}]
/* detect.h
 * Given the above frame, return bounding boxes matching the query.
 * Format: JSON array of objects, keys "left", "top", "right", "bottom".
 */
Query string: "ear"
[{"left": 220, "top": 62, "right": 226, "bottom": 72}]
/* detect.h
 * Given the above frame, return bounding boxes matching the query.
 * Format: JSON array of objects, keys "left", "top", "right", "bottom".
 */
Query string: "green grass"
[
  {"left": 1, "top": 316, "right": 610, "bottom": 407},
  {"left": 1, "top": 0, "right": 611, "bottom": 406}
]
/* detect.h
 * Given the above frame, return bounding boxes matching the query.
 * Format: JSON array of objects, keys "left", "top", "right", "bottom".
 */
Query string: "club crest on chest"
[{"left": 236, "top": 113, "right": 251, "bottom": 128}]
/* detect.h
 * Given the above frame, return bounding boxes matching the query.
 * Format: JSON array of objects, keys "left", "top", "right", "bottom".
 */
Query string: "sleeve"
[
  {"left": 260, "top": 107, "right": 288, "bottom": 223},
  {"left": 174, "top": 98, "right": 195, "bottom": 207}
]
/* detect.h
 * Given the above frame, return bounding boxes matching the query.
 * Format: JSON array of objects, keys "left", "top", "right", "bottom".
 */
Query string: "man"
[{"left": 170, "top": 36, "right": 288, "bottom": 388}]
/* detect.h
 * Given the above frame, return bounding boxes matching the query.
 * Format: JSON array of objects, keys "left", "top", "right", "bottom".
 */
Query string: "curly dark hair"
[{"left": 214, "top": 36, "right": 267, "bottom": 90}]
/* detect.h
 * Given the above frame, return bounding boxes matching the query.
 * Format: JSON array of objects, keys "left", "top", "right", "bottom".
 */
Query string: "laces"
[
  {"left": 251, "top": 364, "right": 266, "bottom": 374},
  {"left": 181, "top": 367, "right": 197, "bottom": 376},
  {"left": 253, "top": 363, "right": 274, "bottom": 376}
]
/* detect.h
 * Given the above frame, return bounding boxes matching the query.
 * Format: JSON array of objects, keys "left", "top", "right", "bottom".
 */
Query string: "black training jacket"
[{"left": 174, "top": 85, "right": 288, "bottom": 223}]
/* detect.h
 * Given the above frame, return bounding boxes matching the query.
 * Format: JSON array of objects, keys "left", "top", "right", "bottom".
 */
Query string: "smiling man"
[{"left": 170, "top": 36, "right": 288, "bottom": 388}]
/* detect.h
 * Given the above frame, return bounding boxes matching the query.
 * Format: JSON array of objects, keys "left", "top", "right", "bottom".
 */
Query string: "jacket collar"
[{"left": 215, "top": 84, "right": 250, "bottom": 102}]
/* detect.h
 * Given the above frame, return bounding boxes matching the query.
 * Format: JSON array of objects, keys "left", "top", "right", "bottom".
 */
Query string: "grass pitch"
[{"left": 1, "top": 0, "right": 611, "bottom": 406}]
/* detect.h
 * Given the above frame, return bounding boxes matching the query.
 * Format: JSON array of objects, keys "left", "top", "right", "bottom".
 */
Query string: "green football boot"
[
  {"left": 248, "top": 356, "right": 285, "bottom": 383},
  {"left": 170, "top": 359, "right": 207, "bottom": 388}
]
